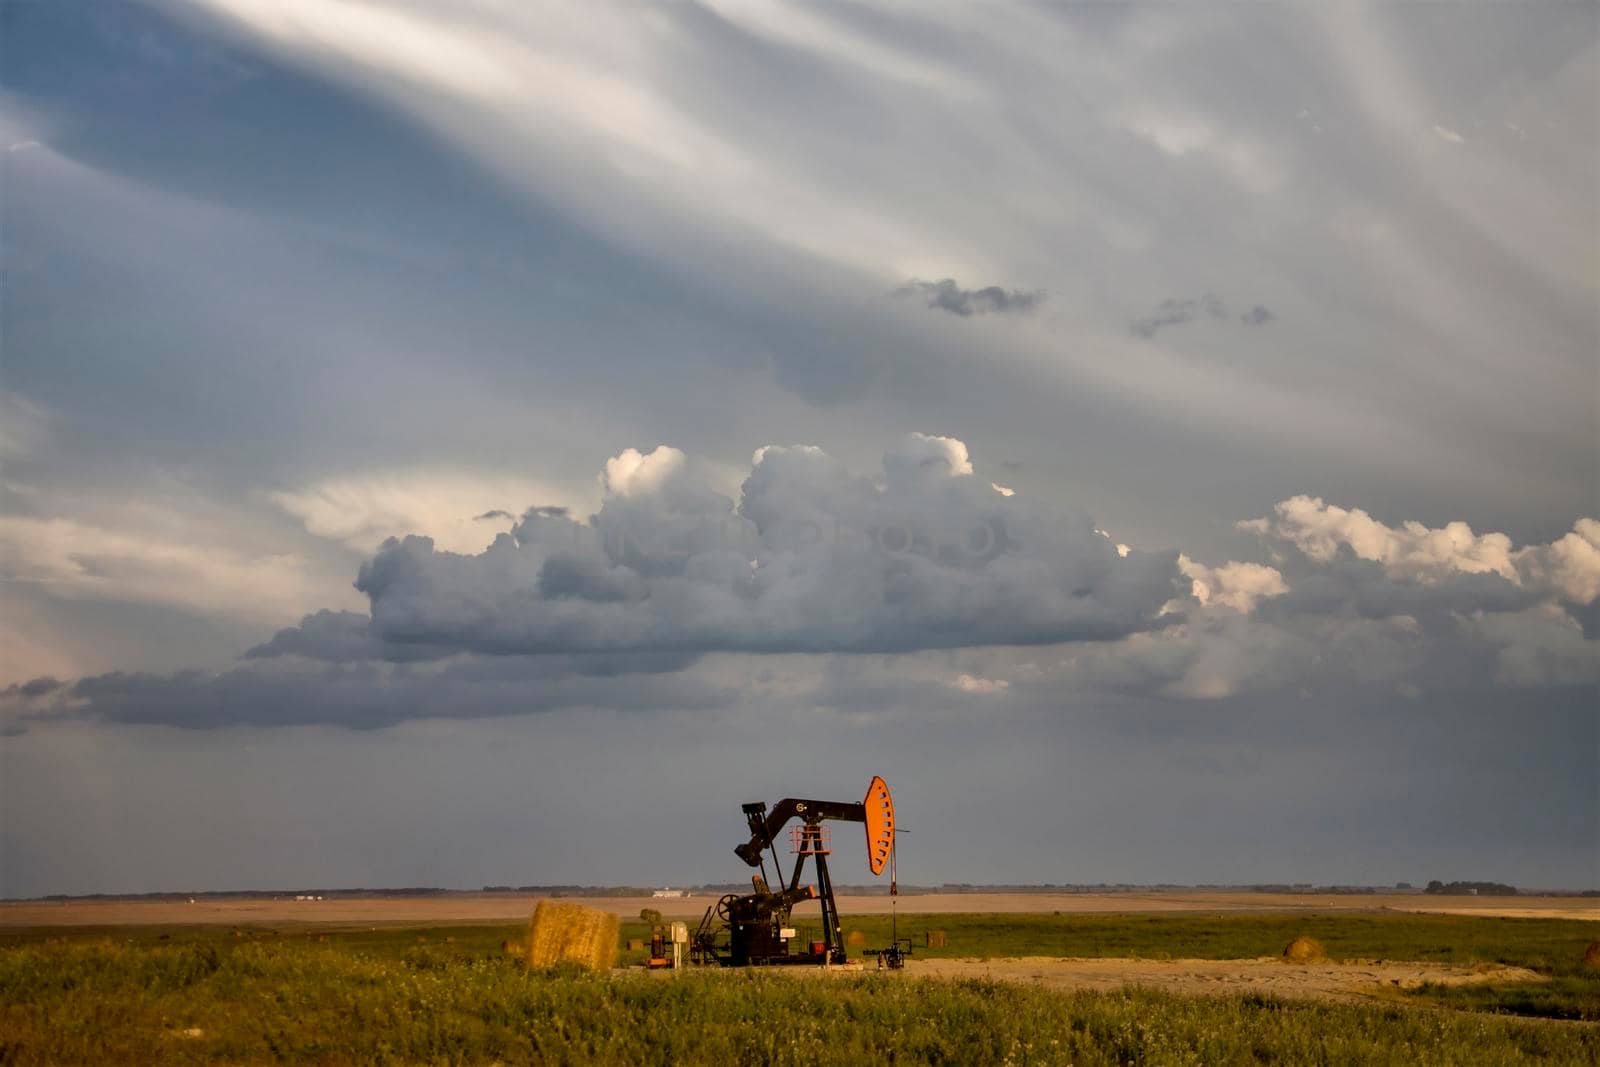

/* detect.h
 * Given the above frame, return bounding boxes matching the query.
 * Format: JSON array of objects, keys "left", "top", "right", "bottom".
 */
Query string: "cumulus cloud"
[
  {"left": 602, "top": 445, "right": 688, "bottom": 496},
  {"left": 951, "top": 673, "right": 1009, "bottom": 694},
  {"left": 352, "top": 434, "right": 1183, "bottom": 657},
  {"left": 244, "top": 609, "right": 444, "bottom": 663},
  {"left": 894, "top": 278, "right": 1044, "bottom": 317},
  {"left": 1473, "top": 604, "right": 1600, "bottom": 686},
  {"left": 1085, "top": 498, "right": 1600, "bottom": 699},
  {"left": 1178, "top": 555, "right": 1288, "bottom": 614},
  {"left": 1239, "top": 496, "right": 1600, "bottom": 605},
  {"left": 1518, "top": 519, "right": 1600, "bottom": 605},
  {"left": 5, "top": 473, "right": 1594, "bottom": 731}
]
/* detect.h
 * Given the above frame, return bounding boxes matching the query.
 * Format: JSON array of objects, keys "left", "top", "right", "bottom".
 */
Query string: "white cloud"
[
  {"left": 1517, "top": 518, "right": 1600, "bottom": 604},
  {"left": 1241, "top": 495, "right": 1517, "bottom": 580},
  {"left": 1240, "top": 496, "right": 1600, "bottom": 604},
  {"left": 951, "top": 673, "right": 1009, "bottom": 694},
  {"left": 602, "top": 446, "right": 688, "bottom": 499},
  {"left": 883, "top": 432, "right": 974, "bottom": 481},
  {"left": 1178, "top": 555, "right": 1288, "bottom": 614}
]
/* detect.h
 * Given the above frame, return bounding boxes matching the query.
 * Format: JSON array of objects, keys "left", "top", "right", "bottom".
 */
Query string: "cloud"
[
  {"left": 601, "top": 445, "right": 689, "bottom": 497},
  {"left": 244, "top": 608, "right": 700, "bottom": 673},
  {"left": 1178, "top": 555, "right": 1288, "bottom": 614},
  {"left": 243, "top": 609, "right": 443, "bottom": 663},
  {"left": 352, "top": 434, "right": 1184, "bottom": 657},
  {"left": 951, "top": 673, "right": 1009, "bottom": 694},
  {"left": 3, "top": 654, "right": 731, "bottom": 731},
  {"left": 0, "top": 392, "right": 52, "bottom": 460},
  {"left": 1130, "top": 294, "right": 1227, "bottom": 337},
  {"left": 1131, "top": 296, "right": 1278, "bottom": 336},
  {"left": 0, "top": 514, "right": 333, "bottom": 624},
  {"left": 6, "top": 676, "right": 64, "bottom": 698},
  {"left": 1432, "top": 124, "right": 1466, "bottom": 145},
  {"left": 881, "top": 431, "right": 974, "bottom": 479},
  {"left": 1240, "top": 305, "right": 1275, "bottom": 326},
  {"left": 270, "top": 472, "right": 577, "bottom": 555},
  {"left": 6, "top": 473, "right": 1593, "bottom": 731},
  {"left": 1091, "top": 499, "right": 1600, "bottom": 699},
  {"left": 1239, "top": 496, "right": 1600, "bottom": 605},
  {"left": 894, "top": 279, "right": 1045, "bottom": 317}
]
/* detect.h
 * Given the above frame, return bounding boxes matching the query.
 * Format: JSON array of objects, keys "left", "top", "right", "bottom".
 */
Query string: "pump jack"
[{"left": 691, "top": 775, "right": 895, "bottom": 966}]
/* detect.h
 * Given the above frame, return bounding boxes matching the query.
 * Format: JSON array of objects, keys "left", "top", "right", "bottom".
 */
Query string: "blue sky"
[{"left": 1, "top": 1, "right": 1595, "bottom": 896}]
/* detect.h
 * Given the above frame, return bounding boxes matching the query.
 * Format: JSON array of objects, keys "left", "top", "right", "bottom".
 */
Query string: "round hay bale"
[
  {"left": 1282, "top": 936, "right": 1325, "bottom": 962},
  {"left": 526, "top": 900, "right": 620, "bottom": 972},
  {"left": 846, "top": 930, "right": 867, "bottom": 947},
  {"left": 1582, "top": 941, "right": 1600, "bottom": 967}
]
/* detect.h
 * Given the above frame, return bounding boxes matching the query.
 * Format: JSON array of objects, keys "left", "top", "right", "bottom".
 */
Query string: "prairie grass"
[
  {"left": 2, "top": 936, "right": 1596, "bottom": 1066},
  {"left": 828, "top": 910, "right": 1598, "bottom": 972},
  {"left": 2, "top": 912, "right": 1595, "bottom": 1064},
  {"left": 824, "top": 910, "right": 1600, "bottom": 1022}
]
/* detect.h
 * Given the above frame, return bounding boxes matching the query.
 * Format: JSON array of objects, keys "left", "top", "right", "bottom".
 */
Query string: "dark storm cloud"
[
  {"left": 894, "top": 278, "right": 1045, "bottom": 317},
  {"left": 10, "top": 676, "right": 65, "bottom": 698},
  {"left": 244, "top": 609, "right": 447, "bottom": 663},
  {"left": 4, "top": 654, "right": 730, "bottom": 731},
  {"left": 245, "top": 608, "right": 700, "bottom": 674}
]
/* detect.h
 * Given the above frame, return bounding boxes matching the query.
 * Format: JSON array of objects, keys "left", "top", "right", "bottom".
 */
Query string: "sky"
[{"left": 1, "top": 1, "right": 1595, "bottom": 897}]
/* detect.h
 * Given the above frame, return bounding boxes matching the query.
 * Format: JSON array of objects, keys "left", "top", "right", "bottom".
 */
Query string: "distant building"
[{"left": 651, "top": 888, "right": 685, "bottom": 898}]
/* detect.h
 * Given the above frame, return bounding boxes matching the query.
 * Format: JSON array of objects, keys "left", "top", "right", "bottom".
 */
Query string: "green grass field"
[{"left": 2, "top": 912, "right": 1595, "bottom": 1065}]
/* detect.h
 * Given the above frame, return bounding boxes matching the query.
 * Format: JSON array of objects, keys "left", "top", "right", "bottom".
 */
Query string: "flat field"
[
  {"left": 4, "top": 901, "right": 1597, "bottom": 1064},
  {"left": 6, "top": 905, "right": 1599, "bottom": 1065},
  {"left": 5, "top": 890, "right": 1594, "bottom": 927}
]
